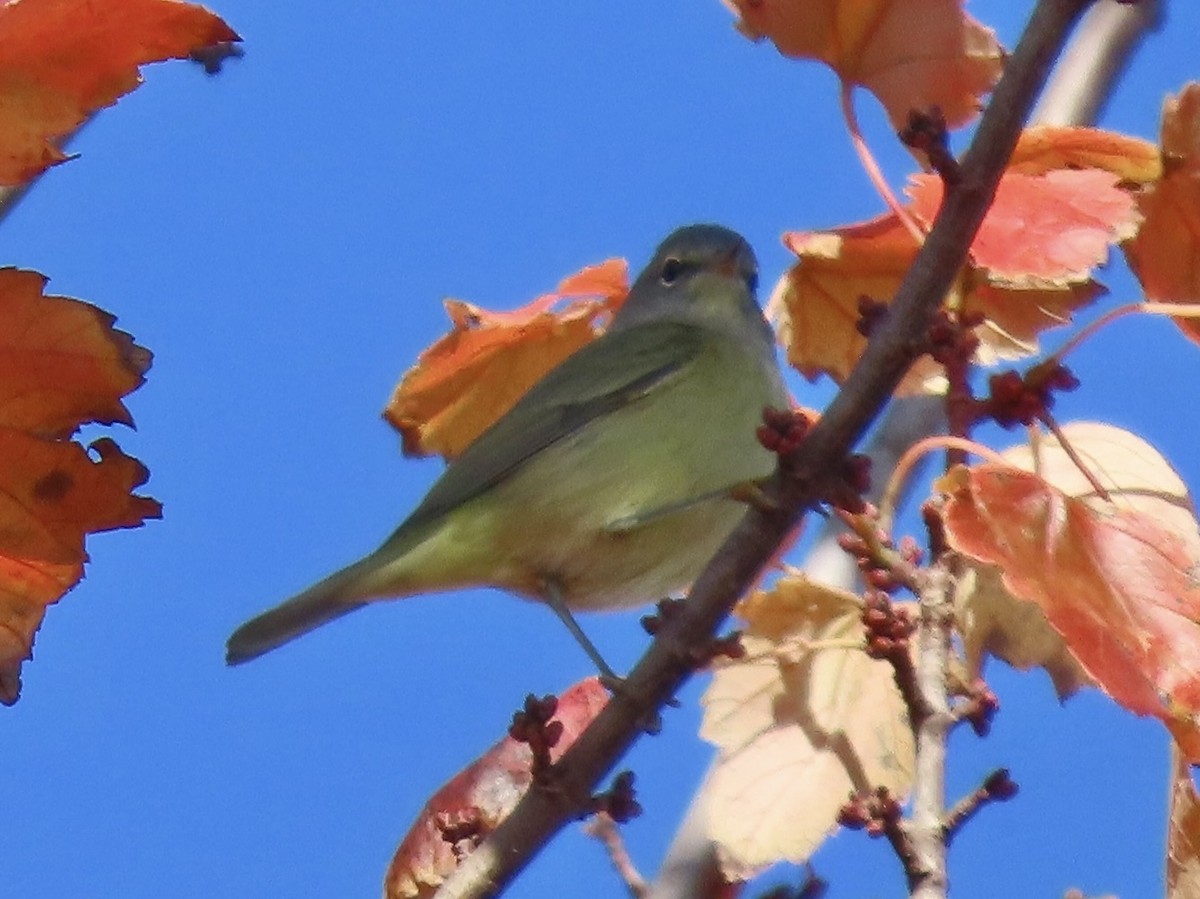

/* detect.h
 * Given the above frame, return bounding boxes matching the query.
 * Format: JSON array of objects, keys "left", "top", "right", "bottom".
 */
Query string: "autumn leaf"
[
  {"left": 382, "top": 677, "right": 609, "bottom": 899},
  {"left": 771, "top": 122, "right": 1165, "bottom": 388},
  {"left": 955, "top": 424, "right": 1196, "bottom": 700},
  {"left": 699, "top": 574, "right": 913, "bottom": 878},
  {"left": 1008, "top": 125, "right": 1161, "bottom": 182},
  {"left": 939, "top": 424, "right": 1200, "bottom": 760},
  {"left": 769, "top": 214, "right": 1103, "bottom": 392},
  {"left": 1124, "top": 82, "right": 1200, "bottom": 345},
  {"left": 0, "top": 0, "right": 239, "bottom": 185},
  {"left": 908, "top": 169, "right": 1142, "bottom": 288},
  {"left": 0, "top": 270, "right": 160, "bottom": 704},
  {"left": 1168, "top": 748, "right": 1200, "bottom": 899},
  {"left": 721, "top": 0, "right": 1003, "bottom": 132},
  {"left": 0, "top": 270, "right": 149, "bottom": 438},
  {"left": 971, "top": 281, "right": 1105, "bottom": 370},
  {"left": 954, "top": 565, "right": 1092, "bottom": 701},
  {"left": 384, "top": 259, "right": 629, "bottom": 459},
  {"left": 769, "top": 216, "right": 934, "bottom": 393}
]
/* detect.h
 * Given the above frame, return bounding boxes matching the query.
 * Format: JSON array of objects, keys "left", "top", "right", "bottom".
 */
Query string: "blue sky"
[{"left": 4, "top": 2, "right": 1198, "bottom": 897}]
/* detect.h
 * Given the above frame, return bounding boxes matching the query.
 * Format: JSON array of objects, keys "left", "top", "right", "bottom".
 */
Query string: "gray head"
[{"left": 611, "top": 224, "right": 764, "bottom": 333}]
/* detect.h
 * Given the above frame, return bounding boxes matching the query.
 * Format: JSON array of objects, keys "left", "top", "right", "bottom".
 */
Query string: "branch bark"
[
  {"left": 907, "top": 567, "right": 957, "bottom": 898},
  {"left": 433, "top": 2, "right": 1096, "bottom": 896}
]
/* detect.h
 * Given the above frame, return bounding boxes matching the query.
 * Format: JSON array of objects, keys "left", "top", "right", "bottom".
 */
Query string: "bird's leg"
[{"left": 543, "top": 580, "right": 622, "bottom": 687}]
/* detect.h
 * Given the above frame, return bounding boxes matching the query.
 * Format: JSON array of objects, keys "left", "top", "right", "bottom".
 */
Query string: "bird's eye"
[{"left": 660, "top": 257, "right": 684, "bottom": 285}]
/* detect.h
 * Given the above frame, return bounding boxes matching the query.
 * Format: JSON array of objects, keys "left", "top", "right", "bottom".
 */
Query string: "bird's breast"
[{"left": 473, "top": 334, "right": 787, "bottom": 610}]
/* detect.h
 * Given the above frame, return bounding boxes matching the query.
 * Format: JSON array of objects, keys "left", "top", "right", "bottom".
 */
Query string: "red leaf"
[
  {"left": 908, "top": 169, "right": 1141, "bottom": 287},
  {"left": 383, "top": 678, "right": 609, "bottom": 898},
  {"left": 941, "top": 464, "right": 1200, "bottom": 761}
]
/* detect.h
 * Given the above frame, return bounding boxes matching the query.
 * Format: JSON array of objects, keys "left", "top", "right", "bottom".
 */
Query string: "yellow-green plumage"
[{"left": 226, "top": 224, "right": 787, "bottom": 666}]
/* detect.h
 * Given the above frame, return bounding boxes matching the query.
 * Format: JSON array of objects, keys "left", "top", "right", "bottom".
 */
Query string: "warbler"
[{"left": 226, "top": 224, "right": 788, "bottom": 673}]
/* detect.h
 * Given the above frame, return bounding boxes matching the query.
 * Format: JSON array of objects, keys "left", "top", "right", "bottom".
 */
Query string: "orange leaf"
[
  {"left": 1008, "top": 125, "right": 1161, "bottom": 182},
  {"left": 382, "top": 678, "right": 608, "bottom": 898},
  {"left": 908, "top": 170, "right": 1141, "bottom": 288},
  {"left": 770, "top": 216, "right": 940, "bottom": 394},
  {"left": 940, "top": 449, "right": 1200, "bottom": 761},
  {"left": 1124, "top": 83, "right": 1200, "bottom": 344},
  {"left": 722, "top": 0, "right": 1003, "bottom": 131},
  {"left": 0, "top": 556, "right": 76, "bottom": 705},
  {"left": 0, "top": 0, "right": 239, "bottom": 185},
  {"left": 967, "top": 279, "right": 1104, "bottom": 365},
  {"left": 771, "top": 216, "right": 1100, "bottom": 390},
  {"left": 0, "top": 269, "right": 150, "bottom": 438},
  {"left": 700, "top": 574, "right": 913, "bottom": 877},
  {"left": 0, "top": 271, "right": 159, "bottom": 703},
  {"left": 384, "top": 259, "right": 628, "bottom": 459},
  {"left": 0, "top": 436, "right": 159, "bottom": 704}
]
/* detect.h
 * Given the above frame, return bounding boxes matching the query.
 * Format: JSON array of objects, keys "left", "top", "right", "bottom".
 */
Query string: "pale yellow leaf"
[{"left": 700, "top": 573, "right": 913, "bottom": 878}]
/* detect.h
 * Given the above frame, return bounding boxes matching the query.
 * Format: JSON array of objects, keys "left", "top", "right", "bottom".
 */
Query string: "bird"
[{"left": 226, "top": 224, "right": 788, "bottom": 675}]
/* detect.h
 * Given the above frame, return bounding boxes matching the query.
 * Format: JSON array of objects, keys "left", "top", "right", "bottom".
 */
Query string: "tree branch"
[
  {"left": 1031, "top": 0, "right": 1162, "bottom": 126},
  {"left": 906, "top": 567, "right": 957, "bottom": 898},
  {"left": 432, "top": 2, "right": 1095, "bottom": 896}
]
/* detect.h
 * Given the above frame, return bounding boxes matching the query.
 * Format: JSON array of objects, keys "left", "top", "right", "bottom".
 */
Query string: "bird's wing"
[{"left": 387, "top": 320, "right": 707, "bottom": 540}]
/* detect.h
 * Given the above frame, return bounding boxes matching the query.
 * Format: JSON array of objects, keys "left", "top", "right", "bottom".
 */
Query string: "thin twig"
[
  {"left": 943, "top": 769, "right": 1019, "bottom": 845},
  {"left": 586, "top": 813, "right": 649, "bottom": 899},
  {"left": 840, "top": 81, "right": 923, "bottom": 241},
  {"left": 1038, "top": 412, "right": 1113, "bottom": 501}
]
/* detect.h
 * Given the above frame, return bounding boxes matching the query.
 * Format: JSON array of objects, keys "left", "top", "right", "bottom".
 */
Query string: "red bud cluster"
[
  {"left": 757, "top": 406, "right": 811, "bottom": 456},
  {"left": 592, "top": 770, "right": 642, "bottom": 824},
  {"left": 509, "top": 693, "right": 563, "bottom": 777},
  {"left": 984, "top": 363, "right": 1080, "bottom": 429},
  {"left": 862, "top": 591, "right": 916, "bottom": 659},
  {"left": 837, "top": 786, "right": 903, "bottom": 837}
]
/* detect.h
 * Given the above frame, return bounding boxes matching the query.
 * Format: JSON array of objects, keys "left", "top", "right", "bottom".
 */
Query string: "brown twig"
[
  {"left": 952, "top": 679, "right": 1001, "bottom": 738},
  {"left": 899, "top": 108, "right": 961, "bottom": 185},
  {"left": 837, "top": 507, "right": 924, "bottom": 594},
  {"left": 943, "top": 769, "right": 1020, "bottom": 845},
  {"left": 838, "top": 787, "right": 922, "bottom": 889},
  {"left": 431, "top": 3, "right": 1095, "bottom": 896}
]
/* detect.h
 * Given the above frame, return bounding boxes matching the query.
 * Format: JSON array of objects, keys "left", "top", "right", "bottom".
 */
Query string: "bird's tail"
[{"left": 225, "top": 560, "right": 378, "bottom": 666}]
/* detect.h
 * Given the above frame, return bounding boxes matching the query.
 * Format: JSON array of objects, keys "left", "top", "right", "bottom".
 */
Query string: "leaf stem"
[
  {"left": 839, "top": 80, "right": 924, "bottom": 242},
  {"left": 879, "top": 436, "right": 1007, "bottom": 526}
]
